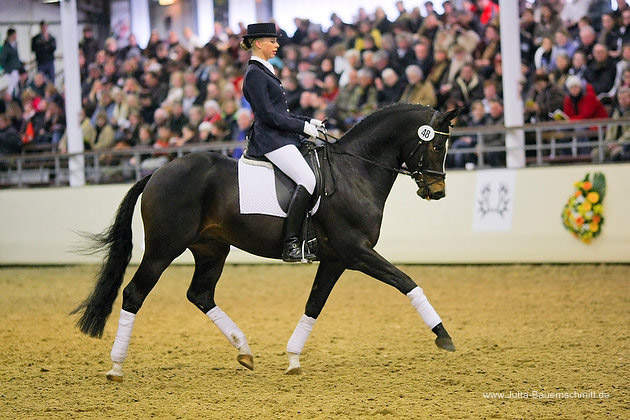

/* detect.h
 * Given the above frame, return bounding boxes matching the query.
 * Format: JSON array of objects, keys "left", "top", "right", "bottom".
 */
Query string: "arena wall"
[{"left": 1, "top": 163, "right": 628, "bottom": 265}]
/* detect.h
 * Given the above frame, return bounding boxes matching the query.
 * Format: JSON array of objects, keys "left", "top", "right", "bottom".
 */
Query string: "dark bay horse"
[{"left": 72, "top": 103, "right": 460, "bottom": 381}]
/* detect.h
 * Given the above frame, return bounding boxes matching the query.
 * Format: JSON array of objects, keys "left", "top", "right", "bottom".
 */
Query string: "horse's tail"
[{"left": 71, "top": 174, "right": 152, "bottom": 338}]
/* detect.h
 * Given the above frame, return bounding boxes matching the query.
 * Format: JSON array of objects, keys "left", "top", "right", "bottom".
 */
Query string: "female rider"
[{"left": 240, "top": 23, "right": 322, "bottom": 262}]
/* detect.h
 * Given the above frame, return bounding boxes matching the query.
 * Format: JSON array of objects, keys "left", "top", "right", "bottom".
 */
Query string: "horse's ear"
[{"left": 437, "top": 107, "right": 464, "bottom": 125}]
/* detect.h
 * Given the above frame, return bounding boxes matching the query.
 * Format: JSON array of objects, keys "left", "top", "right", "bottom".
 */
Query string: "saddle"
[{"left": 239, "top": 142, "right": 337, "bottom": 260}]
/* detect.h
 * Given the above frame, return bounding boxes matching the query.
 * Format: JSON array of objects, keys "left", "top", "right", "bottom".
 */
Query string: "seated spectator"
[
  {"left": 585, "top": 43, "right": 616, "bottom": 99},
  {"left": 91, "top": 111, "right": 116, "bottom": 151},
  {"left": 569, "top": 50, "right": 588, "bottom": 79},
  {"left": 171, "top": 123, "right": 199, "bottom": 147},
  {"left": 376, "top": 68, "right": 405, "bottom": 106},
  {"left": 448, "top": 100, "right": 487, "bottom": 168},
  {"left": 450, "top": 63, "right": 483, "bottom": 112},
  {"left": 399, "top": 65, "right": 437, "bottom": 107},
  {"left": 563, "top": 75, "right": 609, "bottom": 120},
  {"left": 169, "top": 100, "right": 188, "bottom": 136},
  {"left": 481, "top": 98, "right": 505, "bottom": 167},
  {"left": 562, "top": 75, "right": 609, "bottom": 155},
  {"left": 550, "top": 53, "right": 571, "bottom": 87},
  {"left": 524, "top": 73, "right": 565, "bottom": 124},
  {"left": 533, "top": 2, "right": 563, "bottom": 45},
  {"left": 554, "top": 28, "right": 578, "bottom": 59},
  {"left": 0, "top": 113, "right": 21, "bottom": 155},
  {"left": 533, "top": 36, "right": 558, "bottom": 72},
  {"left": 597, "top": 12, "right": 620, "bottom": 58},
  {"left": 28, "top": 72, "right": 47, "bottom": 98},
  {"left": 598, "top": 86, "right": 630, "bottom": 161},
  {"left": 58, "top": 108, "right": 96, "bottom": 153},
  {"left": 345, "top": 67, "right": 378, "bottom": 125},
  {"left": 230, "top": 108, "right": 253, "bottom": 159},
  {"left": 321, "top": 73, "right": 340, "bottom": 105}
]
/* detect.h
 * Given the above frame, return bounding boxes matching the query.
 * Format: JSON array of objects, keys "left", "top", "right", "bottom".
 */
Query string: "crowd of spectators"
[{"left": 2, "top": 0, "right": 630, "bottom": 177}]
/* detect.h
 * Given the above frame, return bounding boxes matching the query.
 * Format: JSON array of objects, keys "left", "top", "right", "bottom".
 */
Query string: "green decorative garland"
[{"left": 561, "top": 172, "right": 606, "bottom": 243}]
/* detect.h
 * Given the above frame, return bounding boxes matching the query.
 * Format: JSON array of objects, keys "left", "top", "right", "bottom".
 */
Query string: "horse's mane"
[{"left": 341, "top": 103, "right": 435, "bottom": 140}]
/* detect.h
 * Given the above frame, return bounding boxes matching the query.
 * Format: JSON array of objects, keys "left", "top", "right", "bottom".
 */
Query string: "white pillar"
[
  {"left": 499, "top": 0, "right": 526, "bottom": 168},
  {"left": 195, "top": 0, "right": 215, "bottom": 44},
  {"left": 130, "top": 0, "right": 151, "bottom": 48},
  {"left": 60, "top": 0, "right": 85, "bottom": 187}
]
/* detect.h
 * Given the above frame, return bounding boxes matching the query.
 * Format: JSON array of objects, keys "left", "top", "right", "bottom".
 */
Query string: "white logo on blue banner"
[{"left": 473, "top": 169, "right": 516, "bottom": 232}]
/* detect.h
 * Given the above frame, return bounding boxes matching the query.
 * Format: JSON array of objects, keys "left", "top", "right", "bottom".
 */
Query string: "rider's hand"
[
  {"left": 309, "top": 118, "right": 324, "bottom": 128},
  {"left": 303, "top": 121, "right": 319, "bottom": 138}
]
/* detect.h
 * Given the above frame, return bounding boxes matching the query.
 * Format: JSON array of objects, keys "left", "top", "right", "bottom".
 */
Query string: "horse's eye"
[{"left": 433, "top": 145, "right": 442, "bottom": 153}]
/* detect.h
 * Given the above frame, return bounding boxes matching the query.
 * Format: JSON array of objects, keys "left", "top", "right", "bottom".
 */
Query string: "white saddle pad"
[{"left": 238, "top": 158, "right": 287, "bottom": 218}]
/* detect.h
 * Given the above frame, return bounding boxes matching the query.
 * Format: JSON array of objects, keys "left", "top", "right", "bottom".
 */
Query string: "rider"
[{"left": 240, "top": 23, "right": 321, "bottom": 262}]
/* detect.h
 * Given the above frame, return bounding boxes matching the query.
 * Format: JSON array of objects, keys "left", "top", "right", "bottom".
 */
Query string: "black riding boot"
[{"left": 282, "top": 185, "right": 316, "bottom": 262}]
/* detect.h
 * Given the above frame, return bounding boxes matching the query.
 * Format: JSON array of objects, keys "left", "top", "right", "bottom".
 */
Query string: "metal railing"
[{"left": 1, "top": 118, "right": 630, "bottom": 188}]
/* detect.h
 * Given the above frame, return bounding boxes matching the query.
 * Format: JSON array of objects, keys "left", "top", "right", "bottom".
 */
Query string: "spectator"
[
  {"left": 31, "top": 21, "right": 56, "bottom": 83},
  {"left": 585, "top": 43, "right": 616, "bottom": 98},
  {"left": 577, "top": 25, "right": 597, "bottom": 60},
  {"left": 171, "top": 123, "right": 199, "bottom": 147},
  {"left": 533, "top": 3, "right": 563, "bottom": 46},
  {"left": 533, "top": 36, "right": 558, "bottom": 72},
  {"left": 0, "top": 113, "right": 21, "bottom": 155},
  {"left": 0, "top": 28, "right": 24, "bottom": 99},
  {"left": 28, "top": 72, "right": 47, "bottom": 98},
  {"left": 118, "top": 33, "right": 143, "bottom": 61},
  {"left": 569, "top": 50, "right": 588, "bottom": 79},
  {"left": 80, "top": 26, "right": 98, "bottom": 65},
  {"left": 598, "top": 12, "right": 620, "bottom": 58},
  {"left": 345, "top": 67, "right": 378, "bottom": 124},
  {"left": 448, "top": 100, "right": 487, "bottom": 168},
  {"left": 554, "top": 28, "right": 578, "bottom": 59},
  {"left": 482, "top": 97, "right": 505, "bottom": 167},
  {"left": 474, "top": 25, "right": 500, "bottom": 78},
  {"left": 399, "top": 64, "right": 436, "bottom": 107},
  {"left": 551, "top": 53, "right": 571, "bottom": 87},
  {"left": 620, "top": 9, "right": 630, "bottom": 45},
  {"left": 524, "top": 73, "right": 565, "bottom": 123},
  {"left": 600, "top": 86, "right": 630, "bottom": 161},
  {"left": 230, "top": 108, "right": 253, "bottom": 159},
  {"left": 91, "top": 111, "right": 116, "bottom": 151},
  {"left": 376, "top": 68, "right": 405, "bottom": 106},
  {"left": 413, "top": 41, "right": 433, "bottom": 79},
  {"left": 450, "top": 63, "right": 483, "bottom": 111},
  {"left": 563, "top": 75, "right": 608, "bottom": 120}
]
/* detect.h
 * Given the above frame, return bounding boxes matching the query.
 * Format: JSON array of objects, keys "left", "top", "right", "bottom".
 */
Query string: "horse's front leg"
[
  {"left": 349, "top": 247, "right": 455, "bottom": 352},
  {"left": 286, "top": 260, "right": 345, "bottom": 375}
]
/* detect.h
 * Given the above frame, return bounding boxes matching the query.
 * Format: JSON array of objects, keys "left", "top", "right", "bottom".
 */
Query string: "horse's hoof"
[
  {"left": 237, "top": 354, "right": 254, "bottom": 370},
  {"left": 435, "top": 336, "right": 456, "bottom": 352},
  {"left": 285, "top": 366, "right": 303, "bottom": 375},
  {"left": 106, "top": 372, "right": 123, "bottom": 382}
]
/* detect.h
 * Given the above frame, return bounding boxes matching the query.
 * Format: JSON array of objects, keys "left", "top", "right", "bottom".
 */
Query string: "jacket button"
[{"left": 287, "top": 108, "right": 290, "bottom": 112}]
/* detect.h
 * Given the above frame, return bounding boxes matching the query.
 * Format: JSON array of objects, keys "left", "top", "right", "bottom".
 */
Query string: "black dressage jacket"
[{"left": 242, "top": 59, "right": 309, "bottom": 156}]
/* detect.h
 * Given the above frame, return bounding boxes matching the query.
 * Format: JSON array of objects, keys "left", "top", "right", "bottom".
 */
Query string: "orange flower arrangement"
[{"left": 561, "top": 172, "right": 606, "bottom": 243}]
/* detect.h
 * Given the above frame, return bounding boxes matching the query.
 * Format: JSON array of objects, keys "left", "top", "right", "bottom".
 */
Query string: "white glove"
[
  {"left": 303, "top": 121, "right": 319, "bottom": 138},
  {"left": 309, "top": 118, "right": 324, "bottom": 127}
]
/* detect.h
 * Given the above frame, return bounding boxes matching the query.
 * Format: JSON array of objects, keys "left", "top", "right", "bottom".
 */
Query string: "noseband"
[{"left": 404, "top": 111, "right": 450, "bottom": 188}]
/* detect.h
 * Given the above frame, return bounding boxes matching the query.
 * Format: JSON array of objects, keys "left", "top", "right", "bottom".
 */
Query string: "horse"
[{"left": 72, "top": 103, "right": 461, "bottom": 381}]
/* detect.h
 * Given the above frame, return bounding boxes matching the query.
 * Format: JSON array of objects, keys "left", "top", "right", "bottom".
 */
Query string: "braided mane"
[{"left": 342, "top": 103, "right": 436, "bottom": 139}]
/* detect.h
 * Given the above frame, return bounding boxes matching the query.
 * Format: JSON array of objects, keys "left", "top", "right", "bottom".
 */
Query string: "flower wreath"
[{"left": 561, "top": 172, "right": 606, "bottom": 243}]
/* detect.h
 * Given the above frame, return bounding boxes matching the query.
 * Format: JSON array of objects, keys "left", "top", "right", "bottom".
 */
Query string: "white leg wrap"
[
  {"left": 287, "top": 314, "right": 316, "bottom": 355},
  {"left": 110, "top": 309, "right": 136, "bottom": 363},
  {"left": 206, "top": 306, "right": 249, "bottom": 351},
  {"left": 407, "top": 287, "right": 442, "bottom": 329}
]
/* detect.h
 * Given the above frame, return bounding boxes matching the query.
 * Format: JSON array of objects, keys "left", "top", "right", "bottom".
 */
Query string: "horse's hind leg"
[
  {"left": 186, "top": 241, "right": 254, "bottom": 370},
  {"left": 106, "top": 250, "right": 182, "bottom": 382},
  {"left": 286, "top": 260, "right": 345, "bottom": 375}
]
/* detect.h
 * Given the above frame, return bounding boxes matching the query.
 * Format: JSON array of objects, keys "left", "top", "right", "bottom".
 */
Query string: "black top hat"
[{"left": 243, "top": 23, "right": 278, "bottom": 39}]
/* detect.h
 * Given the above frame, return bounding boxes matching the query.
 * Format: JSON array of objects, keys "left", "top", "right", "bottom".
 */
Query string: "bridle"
[
  {"left": 318, "top": 111, "right": 450, "bottom": 187},
  {"left": 404, "top": 110, "right": 450, "bottom": 189}
]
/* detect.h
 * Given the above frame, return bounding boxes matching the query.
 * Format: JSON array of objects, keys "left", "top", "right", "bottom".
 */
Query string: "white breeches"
[{"left": 265, "top": 145, "right": 316, "bottom": 194}]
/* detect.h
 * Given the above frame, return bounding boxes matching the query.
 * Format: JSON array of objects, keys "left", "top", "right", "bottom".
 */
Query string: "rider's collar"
[{"left": 250, "top": 55, "right": 275, "bottom": 75}]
